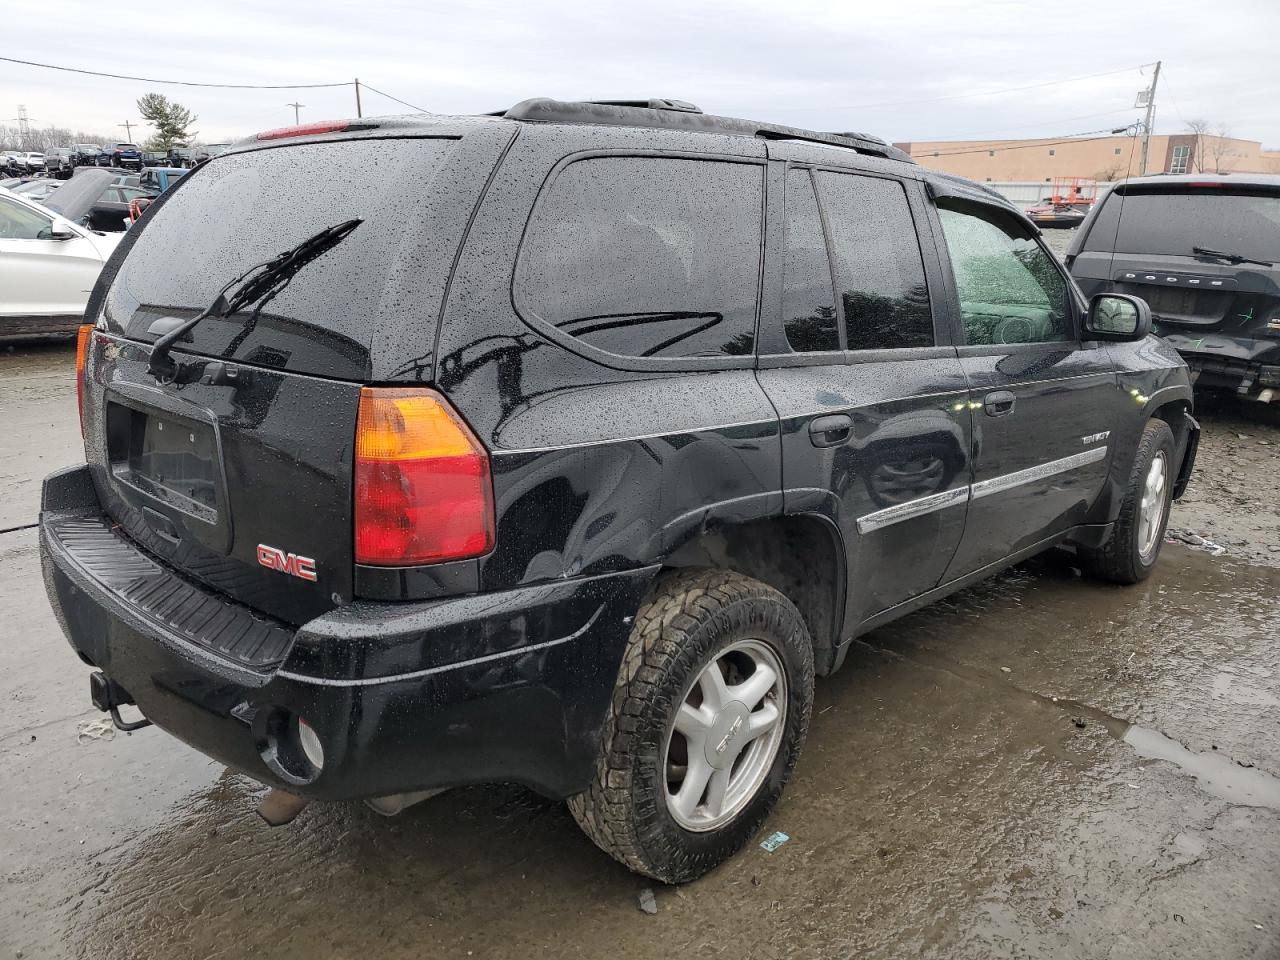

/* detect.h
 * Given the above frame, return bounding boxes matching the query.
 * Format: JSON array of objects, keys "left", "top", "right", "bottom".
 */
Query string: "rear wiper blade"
[
  {"left": 147, "top": 218, "right": 362, "bottom": 381},
  {"left": 1192, "top": 246, "right": 1274, "bottom": 268}
]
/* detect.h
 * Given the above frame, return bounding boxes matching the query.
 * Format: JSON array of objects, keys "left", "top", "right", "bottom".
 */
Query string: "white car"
[
  {"left": 0, "top": 188, "right": 120, "bottom": 337},
  {"left": 21, "top": 152, "right": 46, "bottom": 171}
]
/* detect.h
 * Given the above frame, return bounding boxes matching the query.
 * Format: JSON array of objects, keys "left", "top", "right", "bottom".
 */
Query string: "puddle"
[
  {"left": 856, "top": 640, "right": 1280, "bottom": 814},
  {"left": 1210, "top": 671, "right": 1280, "bottom": 709},
  {"left": 1121, "top": 724, "right": 1280, "bottom": 812}
]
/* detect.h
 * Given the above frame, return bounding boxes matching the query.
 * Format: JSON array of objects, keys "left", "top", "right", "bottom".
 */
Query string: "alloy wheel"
[
  {"left": 663, "top": 638, "right": 788, "bottom": 832},
  {"left": 1137, "top": 450, "right": 1169, "bottom": 560}
]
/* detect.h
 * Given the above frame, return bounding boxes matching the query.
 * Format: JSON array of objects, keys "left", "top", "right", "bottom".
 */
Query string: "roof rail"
[{"left": 496, "top": 98, "right": 911, "bottom": 162}]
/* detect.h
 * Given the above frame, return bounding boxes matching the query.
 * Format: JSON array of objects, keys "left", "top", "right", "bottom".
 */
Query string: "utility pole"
[
  {"left": 14, "top": 105, "right": 32, "bottom": 149},
  {"left": 354, "top": 78, "right": 363, "bottom": 118},
  {"left": 119, "top": 120, "right": 137, "bottom": 142},
  {"left": 287, "top": 102, "right": 305, "bottom": 125},
  {"left": 1138, "top": 60, "right": 1161, "bottom": 176}
]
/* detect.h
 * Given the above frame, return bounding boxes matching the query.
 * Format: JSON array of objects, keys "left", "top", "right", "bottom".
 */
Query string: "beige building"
[{"left": 894, "top": 133, "right": 1280, "bottom": 183}]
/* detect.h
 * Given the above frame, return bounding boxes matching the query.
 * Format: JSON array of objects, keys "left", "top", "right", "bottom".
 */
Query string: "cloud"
[{"left": 4, "top": 0, "right": 1278, "bottom": 145}]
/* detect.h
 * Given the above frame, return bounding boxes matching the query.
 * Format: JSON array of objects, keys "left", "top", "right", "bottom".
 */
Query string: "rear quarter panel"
[{"left": 432, "top": 124, "right": 783, "bottom": 593}]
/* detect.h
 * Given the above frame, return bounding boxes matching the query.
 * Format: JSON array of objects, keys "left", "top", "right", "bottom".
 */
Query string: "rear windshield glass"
[
  {"left": 1083, "top": 188, "right": 1280, "bottom": 261},
  {"left": 106, "top": 138, "right": 456, "bottom": 378}
]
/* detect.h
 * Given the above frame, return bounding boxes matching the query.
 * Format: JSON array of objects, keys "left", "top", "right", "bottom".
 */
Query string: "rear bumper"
[
  {"left": 40, "top": 464, "right": 656, "bottom": 801},
  {"left": 1160, "top": 332, "right": 1280, "bottom": 397}
]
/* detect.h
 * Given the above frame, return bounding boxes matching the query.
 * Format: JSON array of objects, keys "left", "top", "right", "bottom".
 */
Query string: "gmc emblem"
[{"left": 256, "top": 544, "right": 318, "bottom": 582}]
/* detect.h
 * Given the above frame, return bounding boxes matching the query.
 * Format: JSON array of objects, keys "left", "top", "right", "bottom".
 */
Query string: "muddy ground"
[
  {"left": 1167, "top": 394, "right": 1280, "bottom": 568},
  {"left": 1, "top": 342, "right": 1277, "bottom": 960}
]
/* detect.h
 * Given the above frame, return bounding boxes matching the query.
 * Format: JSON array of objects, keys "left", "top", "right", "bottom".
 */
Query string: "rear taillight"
[
  {"left": 75, "top": 324, "right": 93, "bottom": 435},
  {"left": 354, "top": 387, "right": 495, "bottom": 566}
]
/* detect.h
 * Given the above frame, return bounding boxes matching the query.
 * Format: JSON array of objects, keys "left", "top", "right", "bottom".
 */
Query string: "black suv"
[
  {"left": 107, "top": 142, "right": 143, "bottom": 170},
  {"left": 71, "top": 143, "right": 102, "bottom": 167},
  {"left": 1068, "top": 173, "right": 1280, "bottom": 403},
  {"left": 41, "top": 99, "right": 1198, "bottom": 883}
]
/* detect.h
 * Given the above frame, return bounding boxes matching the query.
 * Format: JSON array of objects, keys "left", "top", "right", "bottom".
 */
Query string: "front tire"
[
  {"left": 1081, "top": 418, "right": 1176, "bottom": 584},
  {"left": 569, "top": 569, "right": 814, "bottom": 883}
]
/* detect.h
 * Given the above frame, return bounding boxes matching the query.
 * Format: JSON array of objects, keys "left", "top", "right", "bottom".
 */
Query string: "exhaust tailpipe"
[
  {"left": 257, "top": 787, "right": 311, "bottom": 826},
  {"left": 364, "top": 789, "right": 446, "bottom": 817}
]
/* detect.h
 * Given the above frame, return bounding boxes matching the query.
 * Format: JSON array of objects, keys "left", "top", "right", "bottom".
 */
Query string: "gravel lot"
[{"left": 1, "top": 340, "right": 1276, "bottom": 960}]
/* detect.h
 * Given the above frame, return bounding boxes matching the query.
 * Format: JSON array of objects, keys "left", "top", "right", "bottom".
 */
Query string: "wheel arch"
[
  {"left": 660, "top": 513, "right": 847, "bottom": 676},
  {"left": 1144, "top": 389, "right": 1196, "bottom": 490}
]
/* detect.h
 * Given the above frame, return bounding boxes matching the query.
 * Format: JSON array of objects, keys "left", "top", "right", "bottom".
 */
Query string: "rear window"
[
  {"left": 515, "top": 156, "right": 763, "bottom": 362},
  {"left": 105, "top": 138, "right": 457, "bottom": 378},
  {"left": 1083, "top": 187, "right": 1280, "bottom": 261}
]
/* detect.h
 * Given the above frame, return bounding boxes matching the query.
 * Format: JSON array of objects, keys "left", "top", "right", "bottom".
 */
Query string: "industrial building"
[{"left": 894, "top": 132, "right": 1280, "bottom": 183}]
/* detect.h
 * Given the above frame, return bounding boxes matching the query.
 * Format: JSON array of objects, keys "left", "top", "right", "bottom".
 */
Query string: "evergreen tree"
[{"left": 136, "top": 93, "right": 198, "bottom": 150}]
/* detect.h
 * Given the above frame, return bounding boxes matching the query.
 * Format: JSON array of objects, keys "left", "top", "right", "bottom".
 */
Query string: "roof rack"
[{"left": 495, "top": 98, "right": 911, "bottom": 162}]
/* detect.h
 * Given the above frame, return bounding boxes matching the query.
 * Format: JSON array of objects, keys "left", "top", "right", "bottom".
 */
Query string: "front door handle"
[
  {"left": 983, "top": 391, "right": 1016, "bottom": 418},
  {"left": 809, "top": 414, "right": 852, "bottom": 447}
]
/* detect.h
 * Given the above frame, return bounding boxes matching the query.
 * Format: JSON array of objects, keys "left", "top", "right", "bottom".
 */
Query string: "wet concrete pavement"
[
  {"left": 2, "top": 344, "right": 1277, "bottom": 960},
  {"left": 0, "top": 343, "right": 84, "bottom": 531}
]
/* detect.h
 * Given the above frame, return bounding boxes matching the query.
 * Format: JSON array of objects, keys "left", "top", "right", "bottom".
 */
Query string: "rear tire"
[
  {"left": 1080, "top": 418, "right": 1176, "bottom": 584},
  {"left": 568, "top": 569, "right": 814, "bottom": 883}
]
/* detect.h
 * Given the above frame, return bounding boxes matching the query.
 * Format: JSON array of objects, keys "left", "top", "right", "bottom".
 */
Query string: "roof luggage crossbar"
[{"left": 495, "top": 98, "right": 911, "bottom": 162}]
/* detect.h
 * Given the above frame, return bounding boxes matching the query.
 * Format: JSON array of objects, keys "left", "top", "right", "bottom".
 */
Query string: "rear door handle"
[
  {"left": 809, "top": 414, "right": 852, "bottom": 447},
  {"left": 983, "top": 391, "right": 1016, "bottom": 418}
]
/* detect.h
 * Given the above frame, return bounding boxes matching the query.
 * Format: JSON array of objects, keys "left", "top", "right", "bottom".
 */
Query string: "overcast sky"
[{"left": 4, "top": 0, "right": 1278, "bottom": 147}]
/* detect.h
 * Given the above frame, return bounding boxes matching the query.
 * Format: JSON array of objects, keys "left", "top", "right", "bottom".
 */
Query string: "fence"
[{"left": 983, "top": 181, "right": 1117, "bottom": 206}]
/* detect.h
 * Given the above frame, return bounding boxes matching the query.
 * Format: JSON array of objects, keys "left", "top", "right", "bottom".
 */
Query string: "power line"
[
  {"left": 914, "top": 108, "right": 1139, "bottom": 142},
  {"left": 358, "top": 82, "right": 430, "bottom": 114},
  {"left": 909, "top": 128, "right": 1133, "bottom": 159},
  {"left": 0, "top": 54, "right": 350, "bottom": 89},
  {"left": 1159, "top": 69, "right": 1191, "bottom": 128},
  {"left": 841, "top": 63, "right": 1156, "bottom": 111}
]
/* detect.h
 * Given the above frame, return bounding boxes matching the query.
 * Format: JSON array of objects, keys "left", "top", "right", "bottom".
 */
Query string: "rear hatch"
[
  {"left": 84, "top": 124, "right": 508, "bottom": 625},
  {"left": 1070, "top": 183, "right": 1280, "bottom": 342}
]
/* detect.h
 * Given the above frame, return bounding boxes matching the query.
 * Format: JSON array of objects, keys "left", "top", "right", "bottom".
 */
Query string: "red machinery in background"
[{"left": 1027, "top": 176, "right": 1099, "bottom": 228}]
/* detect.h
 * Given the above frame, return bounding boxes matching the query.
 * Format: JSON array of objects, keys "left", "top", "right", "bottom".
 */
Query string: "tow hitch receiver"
[{"left": 89, "top": 671, "right": 153, "bottom": 732}]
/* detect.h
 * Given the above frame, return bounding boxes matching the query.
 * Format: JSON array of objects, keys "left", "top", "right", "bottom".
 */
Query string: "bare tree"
[
  {"left": 0, "top": 124, "right": 117, "bottom": 153},
  {"left": 1182, "top": 119, "right": 1241, "bottom": 174},
  {"left": 1185, "top": 118, "right": 1211, "bottom": 172},
  {"left": 1207, "top": 124, "right": 1239, "bottom": 173}
]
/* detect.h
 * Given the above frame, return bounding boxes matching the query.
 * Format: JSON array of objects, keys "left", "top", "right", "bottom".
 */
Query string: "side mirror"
[
  {"left": 37, "top": 225, "right": 77, "bottom": 241},
  {"left": 1085, "top": 293, "right": 1152, "bottom": 341}
]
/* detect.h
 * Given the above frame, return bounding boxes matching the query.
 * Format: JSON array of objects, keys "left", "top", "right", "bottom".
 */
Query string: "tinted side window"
[
  {"left": 782, "top": 169, "right": 839, "bottom": 352},
  {"left": 814, "top": 172, "right": 934, "bottom": 350},
  {"left": 516, "top": 157, "right": 763, "bottom": 360},
  {"left": 937, "top": 204, "right": 1070, "bottom": 346}
]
